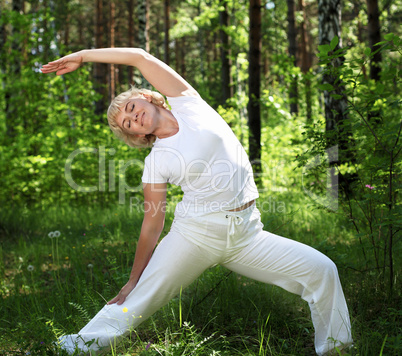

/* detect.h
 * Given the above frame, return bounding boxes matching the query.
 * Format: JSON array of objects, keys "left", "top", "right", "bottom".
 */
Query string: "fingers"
[
  {"left": 107, "top": 295, "right": 120, "bottom": 305},
  {"left": 48, "top": 59, "right": 63, "bottom": 64},
  {"left": 107, "top": 298, "right": 116, "bottom": 305},
  {"left": 41, "top": 53, "right": 82, "bottom": 75},
  {"left": 106, "top": 282, "right": 136, "bottom": 306},
  {"left": 41, "top": 65, "right": 72, "bottom": 76},
  {"left": 116, "top": 297, "right": 127, "bottom": 305},
  {"left": 107, "top": 297, "right": 126, "bottom": 305},
  {"left": 41, "top": 59, "right": 71, "bottom": 74},
  {"left": 107, "top": 293, "right": 127, "bottom": 305},
  {"left": 45, "top": 60, "right": 62, "bottom": 66},
  {"left": 40, "top": 65, "right": 55, "bottom": 73},
  {"left": 41, "top": 62, "right": 64, "bottom": 74}
]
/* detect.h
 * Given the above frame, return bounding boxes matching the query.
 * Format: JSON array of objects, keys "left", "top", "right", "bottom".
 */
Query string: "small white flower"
[
  {"left": 54, "top": 231, "right": 61, "bottom": 237},
  {"left": 27, "top": 265, "right": 34, "bottom": 272},
  {"left": 48, "top": 232, "right": 55, "bottom": 238},
  {"left": 87, "top": 264, "right": 94, "bottom": 269}
]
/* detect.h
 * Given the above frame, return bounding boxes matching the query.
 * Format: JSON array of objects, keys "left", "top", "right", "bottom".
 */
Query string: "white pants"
[{"left": 59, "top": 204, "right": 352, "bottom": 355}]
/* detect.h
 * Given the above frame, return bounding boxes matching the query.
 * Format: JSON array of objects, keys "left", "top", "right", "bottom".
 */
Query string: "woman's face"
[{"left": 116, "top": 95, "right": 158, "bottom": 137}]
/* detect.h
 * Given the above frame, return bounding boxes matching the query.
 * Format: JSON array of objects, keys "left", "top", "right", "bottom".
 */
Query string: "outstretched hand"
[
  {"left": 107, "top": 280, "right": 137, "bottom": 306},
  {"left": 41, "top": 52, "right": 83, "bottom": 75}
]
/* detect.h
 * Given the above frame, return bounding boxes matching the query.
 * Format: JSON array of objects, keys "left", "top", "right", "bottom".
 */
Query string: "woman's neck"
[{"left": 154, "top": 108, "right": 179, "bottom": 139}]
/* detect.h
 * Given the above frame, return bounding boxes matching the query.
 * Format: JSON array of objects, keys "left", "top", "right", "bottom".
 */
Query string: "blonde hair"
[{"left": 107, "top": 87, "right": 168, "bottom": 148}]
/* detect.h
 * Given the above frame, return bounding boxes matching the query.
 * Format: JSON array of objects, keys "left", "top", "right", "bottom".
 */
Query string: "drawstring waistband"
[
  {"left": 225, "top": 214, "right": 243, "bottom": 248},
  {"left": 172, "top": 201, "right": 257, "bottom": 254},
  {"left": 224, "top": 201, "right": 256, "bottom": 249}
]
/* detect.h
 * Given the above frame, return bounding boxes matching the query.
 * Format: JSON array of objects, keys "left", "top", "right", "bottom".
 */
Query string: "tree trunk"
[
  {"left": 298, "top": 0, "right": 310, "bottom": 73},
  {"left": 64, "top": 13, "right": 70, "bottom": 47},
  {"left": 212, "top": 31, "right": 218, "bottom": 63},
  {"left": 319, "top": 0, "right": 347, "bottom": 135},
  {"left": 58, "top": 0, "right": 71, "bottom": 49},
  {"left": 42, "top": 0, "right": 50, "bottom": 63},
  {"left": 287, "top": 0, "right": 298, "bottom": 115},
  {"left": 298, "top": 0, "right": 312, "bottom": 123},
  {"left": 318, "top": 0, "right": 351, "bottom": 194},
  {"left": 175, "top": 36, "right": 182, "bottom": 77},
  {"left": 197, "top": 2, "right": 205, "bottom": 84},
  {"left": 357, "top": 16, "right": 367, "bottom": 78},
  {"left": 164, "top": 0, "right": 170, "bottom": 65},
  {"left": 219, "top": 0, "right": 232, "bottom": 105},
  {"left": 94, "top": 0, "right": 107, "bottom": 115},
  {"left": 137, "top": 0, "right": 150, "bottom": 53},
  {"left": 318, "top": 0, "right": 356, "bottom": 194},
  {"left": 109, "top": 0, "right": 116, "bottom": 101},
  {"left": 127, "top": 0, "right": 135, "bottom": 84},
  {"left": 367, "top": 0, "right": 382, "bottom": 81},
  {"left": 77, "top": 12, "right": 84, "bottom": 45},
  {"left": 0, "top": 1, "right": 7, "bottom": 69},
  {"left": 248, "top": 0, "right": 262, "bottom": 178},
  {"left": 6, "top": 0, "right": 25, "bottom": 137},
  {"left": 176, "top": 37, "right": 186, "bottom": 78},
  {"left": 138, "top": 0, "right": 150, "bottom": 87}
]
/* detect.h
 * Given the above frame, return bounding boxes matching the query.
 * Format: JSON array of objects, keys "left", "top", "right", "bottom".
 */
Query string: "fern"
[{"left": 68, "top": 302, "right": 91, "bottom": 323}]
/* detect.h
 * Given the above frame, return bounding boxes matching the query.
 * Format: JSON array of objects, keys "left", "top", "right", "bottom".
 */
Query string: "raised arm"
[
  {"left": 41, "top": 48, "right": 198, "bottom": 98},
  {"left": 108, "top": 182, "right": 167, "bottom": 305}
]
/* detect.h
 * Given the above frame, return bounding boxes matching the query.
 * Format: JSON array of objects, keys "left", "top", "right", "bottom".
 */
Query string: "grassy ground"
[{"left": 0, "top": 192, "right": 400, "bottom": 355}]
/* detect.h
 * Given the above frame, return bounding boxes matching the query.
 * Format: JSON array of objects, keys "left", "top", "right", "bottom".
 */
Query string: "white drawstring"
[{"left": 225, "top": 214, "right": 243, "bottom": 248}]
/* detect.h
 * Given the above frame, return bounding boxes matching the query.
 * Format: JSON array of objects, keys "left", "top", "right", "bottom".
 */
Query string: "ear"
[{"left": 142, "top": 93, "right": 152, "bottom": 102}]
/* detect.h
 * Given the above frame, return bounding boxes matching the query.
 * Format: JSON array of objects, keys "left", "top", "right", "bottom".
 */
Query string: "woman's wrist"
[
  {"left": 127, "top": 277, "right": 138, "bottom": 287},
  {"left": 78, "top": 49, "right": 91, "bottom": 63}
]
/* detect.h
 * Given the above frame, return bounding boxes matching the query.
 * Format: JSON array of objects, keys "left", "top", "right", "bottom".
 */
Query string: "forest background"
[{"left": 0, "top": 0, "right": 401, "bottom": 355}]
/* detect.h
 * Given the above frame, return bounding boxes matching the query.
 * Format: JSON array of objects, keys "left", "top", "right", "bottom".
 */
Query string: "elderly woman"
[{"left": 42, "top": 48, "right": 352, "bottom": 355}]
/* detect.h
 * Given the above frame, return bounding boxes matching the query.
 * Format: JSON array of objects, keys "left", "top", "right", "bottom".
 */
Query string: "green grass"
[{"left": 0, "top": 194, "right": 400, "bottom": 356}]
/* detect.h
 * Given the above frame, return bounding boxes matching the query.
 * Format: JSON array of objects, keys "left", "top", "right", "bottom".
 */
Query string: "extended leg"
[
  {"left": 222, "top": 231, "right": 353, "bottom": 355},
  {"left": 58, "top": 231, "right": 217, "bottom": 355}
]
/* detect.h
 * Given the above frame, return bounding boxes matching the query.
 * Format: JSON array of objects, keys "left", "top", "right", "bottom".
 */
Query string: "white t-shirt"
[{"left": 142, "top": 96, "right": 259, "bottom": 218}]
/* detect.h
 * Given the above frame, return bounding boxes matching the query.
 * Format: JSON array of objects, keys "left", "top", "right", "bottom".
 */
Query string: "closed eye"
[
  {"left": 131, "top": 104, "right": 135, "bottom": 112},
  {"left": 122, "top": 118, "right": 130, "bottom": 130}
]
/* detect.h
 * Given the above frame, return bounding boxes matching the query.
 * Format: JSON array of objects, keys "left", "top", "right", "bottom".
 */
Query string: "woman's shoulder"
[
  {"left": 166, "top": 94, "right": 204, "bottom": 107},
  {"left": 167, "top": 95, "right": 218, "bottom": 120}
]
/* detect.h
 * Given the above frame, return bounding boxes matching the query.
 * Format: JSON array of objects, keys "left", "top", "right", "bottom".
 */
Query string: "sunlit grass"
[{"left": 0, "top": 193, "right": 400, "bottom": 355}]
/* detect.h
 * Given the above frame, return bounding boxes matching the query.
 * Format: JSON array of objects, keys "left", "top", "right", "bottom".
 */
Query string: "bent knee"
[{"left": 316, "top": 254, "right": 339, "bottom": 280}]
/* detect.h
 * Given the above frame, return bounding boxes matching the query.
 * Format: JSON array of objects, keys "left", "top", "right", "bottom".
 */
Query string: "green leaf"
[
  {"left": 384, "top": 33, "right": 394, "bottom": 41},
  {"left": 374, "top": 41, "right": 388, "bottom": 46},
  {"left": 364, "top": 47, "right": 371, "bottom": 57},
  {"left": 330, "top": 36, "right": 339, "bottom": 51},
  {"left": 318, "top": 83, "right": 334, "bottom": 91},
  {"left": 375, "top": 83, "right": 385, "bottom": 95},
  {"left": 318, "top": 44, "right": 331, "bottom": 54},
  {"left": 344, "top": 69, "right": 354, "bottom": 77}
]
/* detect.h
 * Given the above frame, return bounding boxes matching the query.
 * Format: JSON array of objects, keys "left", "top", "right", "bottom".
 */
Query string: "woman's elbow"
[{"left": 142, "top": 216, "right": 165, "bottom": 236}]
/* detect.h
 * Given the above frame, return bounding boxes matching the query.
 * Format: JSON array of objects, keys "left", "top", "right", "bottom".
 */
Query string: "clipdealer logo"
[
  {"left": 301, "top": 145, "right": 339, "bottom": 211},
  {"left": 64, "top": 145, "right": 339, "bottom": 211},
  {"left": 64, "top": 146, "right": 144, "bottom": 204}
]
